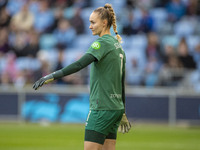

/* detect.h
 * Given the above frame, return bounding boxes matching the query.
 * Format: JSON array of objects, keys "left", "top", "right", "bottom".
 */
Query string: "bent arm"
[{"left": 122, "top": 68, "right": 125, "bottom": 110}]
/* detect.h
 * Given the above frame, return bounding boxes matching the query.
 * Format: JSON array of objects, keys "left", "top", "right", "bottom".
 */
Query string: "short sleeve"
[{"left": 86, "top": 38, "right": 110, "bottom": 61}]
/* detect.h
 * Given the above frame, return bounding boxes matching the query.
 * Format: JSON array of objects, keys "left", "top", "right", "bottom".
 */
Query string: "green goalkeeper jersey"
[{"left": 86, "top": 34, "right": 126, "bottom": 110}]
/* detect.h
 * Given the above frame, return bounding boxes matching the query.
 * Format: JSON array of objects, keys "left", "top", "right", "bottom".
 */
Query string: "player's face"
[{"left": 89, "top": 12, "right": 105, "bottom": 36}]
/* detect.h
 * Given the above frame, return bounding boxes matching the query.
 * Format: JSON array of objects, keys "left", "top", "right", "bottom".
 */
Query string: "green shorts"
[{"left": 84, "top": 109, "right": 124, "bottom": 144}]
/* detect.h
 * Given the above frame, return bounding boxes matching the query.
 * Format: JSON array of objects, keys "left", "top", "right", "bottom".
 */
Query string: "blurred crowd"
[{"left": 0, "top": 0, "right": 200, "bottom": 91}]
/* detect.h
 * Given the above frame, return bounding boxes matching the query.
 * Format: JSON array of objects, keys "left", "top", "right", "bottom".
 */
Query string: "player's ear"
[{"left": 102, "top": 19, "right": 108, "bottom": 28}]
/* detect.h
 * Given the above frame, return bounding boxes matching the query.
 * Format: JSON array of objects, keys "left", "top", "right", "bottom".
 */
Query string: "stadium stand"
[{"left": 0, "top": 0, "right": 199, "bottom": 91}]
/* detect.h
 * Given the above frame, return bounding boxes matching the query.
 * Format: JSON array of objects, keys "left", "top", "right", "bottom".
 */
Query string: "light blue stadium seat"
[
  {"left": 186, "top": 35, "right": 200, "bottom": 52},
  {"left": 63, "top": 6, "right": 76, "bottom": 19},
  {"left": 126, "top": 48, "right": 146, "bottom": 69},
  {"left": 62, "top": 50, "right": 85, "bottom": 67},
  {"left": 16, "top": 57, "right": 41, "bottom": 71},
  {"left": 157, "top": 22, "right": 173, "bottom": 35},
  {"left": 80, "top": 8, "right": 94, "bottom": 34},
  {"left": 174, "top": 20, "right": 195, "bottom": 37},
  {"left": 91, "top": 0, "right": 107, "bottom": 7},
  {"left": 129, "top": 34, "right": 147, "bottom": 51},
  {"left": 132, "top": 8, "right": 142, "bottom": 26},
  {"left": 150, "top": 8, "right": 168, "bottom": 31},
  {"left": 125, "top": 49, "right": 146, "bottom": 85},
  {"left": 39, "top": 34, "right": 57, "bottom": 50},
  {"left": 0, "top": 57, "right": 6, "bottom": 73},
  {"left": 121, "top": 35, "right": 132, "bottom": 49},
  {"left": 162, "top": 35, "right": 180, "bottom": 47},
  {"left": 73, "top": 34, "right": 95, "bottom": 50}
]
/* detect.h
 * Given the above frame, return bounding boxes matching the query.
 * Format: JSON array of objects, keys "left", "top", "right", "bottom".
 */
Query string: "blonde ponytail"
[
  {"left": 94, "top": 3, "right": 122, "bottom": 43},
  {"left": 104, "top": 3, "right": 122, "bottom": 43}
]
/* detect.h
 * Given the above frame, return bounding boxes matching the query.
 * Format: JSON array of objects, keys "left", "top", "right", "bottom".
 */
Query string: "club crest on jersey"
[{"left": 92, "top": 42, "right": 101, "bottom": 50}]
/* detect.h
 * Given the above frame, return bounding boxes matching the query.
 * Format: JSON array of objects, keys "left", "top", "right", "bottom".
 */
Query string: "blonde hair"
[{"left": 93, "top": 3, "right": 122, "bottom": 43}]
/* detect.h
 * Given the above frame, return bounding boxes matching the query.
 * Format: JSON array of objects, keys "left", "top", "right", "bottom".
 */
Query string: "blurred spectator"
[
  {"left": 138, "top": 8, "right": 154, "bottom": 33},
  {"left": 32, "top": 50, "right": 52, "bottom": 82},
  {"left": 0, "top": 53, "right": 18, "bottom": 85},
  {"left": 6, "top": 0, "right": 25, "bottom": 16},
  {"left": 122, "top": 9, "right": 138, "bottom": 35},
  {"left": 126, "top": 0, "right": 135, "bottom": 8},
  {"left": 136, "top": 0, "right": 154, "bottom": 9},
  {"left": 11, "top": 3, "right": 34, "bottom": 32},
  {"left": 126, "top": 57, "right": 144, "bottom": 85},
  {"left": 24, "top": 30, "right": 40, "bottom": 58},
  {"left": 0, "top": 28, "right": 10, "bottom": 55},
  {"left": 193, "top": 44, "right": 200, "bottom": 70},
  {"left": 51, "top": 6, "right": 65, "bottom": 31},
  {"left": 144, "top": 56, "right": 160, "bottom": 86},
  {"left": 28, "top": 0, "right": 40, "bottom": 15},
  {"left": 33, "top": 0, "right": 54, "bottom": 33},
  {"left": 177, "top": 37, "right": 196, "bottom": 69},
  {"left": 154, "top": 0, "right": 169, "bottom": 7},
  {"left": 186, "top": 0, "right": 199, "bottom": 16},
  {"left": 70, "top": 8, "right": 85, "bottom": 34},
  {"left": 0, "top": 7, "right": 11, "bottom": 28},
  {"left": 166, "top": 0, "right": 186, "bottom": 22},
  {"left": 146, "top": 32, "right": 163, "bottom": 62},
  {"left": 62, "top": 54, "right": 88, "bottom": 85},
  {"left": 11, "top": 31, "right": 29, "bottom": 57},
  {"left": 73, "top": 0, "right": 88, "bottom": 8},
  {"left": 14, "top": 69, "right": 30, "bottom": 88},
  {"left": 0, "top": 0, "right": 7, "bottom": 9},
  {"left": 159, "top": 45, "right": 184, "bottom": 86},
  {"left": 54, "top": 44, "right": 66, "bottom": 84},
  {"left": 53, "top": 18, "right": 76, "bottom": 48},
  {"left": 0, "top": 0, "right": 199, "bottom": 88},
  {"left": 52, "top": 0, "right": 68, "bottom": 8},
  {"left": 189, "top": 70, "right": 200, "bottom": 92}
]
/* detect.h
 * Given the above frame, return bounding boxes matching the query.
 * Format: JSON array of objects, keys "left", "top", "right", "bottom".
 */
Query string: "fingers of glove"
[
  {"left": 120, "top": 124, "right": 123, "bottom": 133},
  {"left": 126, "top": 122, "right": 131, "bottom": 133},
  {"left": 33, "top": 81, "right": 40, "bottom": 90},
  {"left": 128, "top": 122, "right": 131, "bottom": 130},
  {"left": 39, "top": 80, "right": 45, "bottom": 87},
  {"left": 33, "top": 79, "right": 44, "bottom": 90},
  {"left": 32, "top": 83, "right": 37, "bottom": 89},
  {"left": 123, "top": 125, "right": 126, "bottom": 134},
  {"left": 121, "top": 124, "right": 124, "bottom": 133},
  {"left": 124, "top": 123, "right": 128, "bottom": 133},
  {"left": 118, "top": 125, "right": 122, "bottom": 132}
]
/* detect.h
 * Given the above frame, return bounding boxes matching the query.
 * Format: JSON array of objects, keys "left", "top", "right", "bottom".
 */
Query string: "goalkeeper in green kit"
[{"left": 33, "top": 3, "right": 131, "bottom": 150}]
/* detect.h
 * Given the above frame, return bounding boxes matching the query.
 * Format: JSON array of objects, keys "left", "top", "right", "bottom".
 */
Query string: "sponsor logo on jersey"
[
  {"left": 92, "top": 42, "right": 101, "bottom": 50},
  {"left": 110, "top": 94, "right": 122, "bottom": 99},
  {"left": 114, "top": 43, "right": 122, "bottom": 49}
]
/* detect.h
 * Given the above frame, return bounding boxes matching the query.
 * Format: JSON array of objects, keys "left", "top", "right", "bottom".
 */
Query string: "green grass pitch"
[{"left": 0, "top": 123, "right": 200, "bottom": 150}]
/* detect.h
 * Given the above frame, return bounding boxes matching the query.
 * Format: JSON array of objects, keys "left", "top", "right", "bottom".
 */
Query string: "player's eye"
[{"left": 90, "top": 21, "right": 95, "bottom": 24}]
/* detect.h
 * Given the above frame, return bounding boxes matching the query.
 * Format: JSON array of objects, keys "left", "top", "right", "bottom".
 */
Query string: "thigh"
[
  {"left": 84, "top": 141, "right": 102, "bottom": 150},
  {"left": 102, "top": 139, "right": 116, "bottom": 150}
]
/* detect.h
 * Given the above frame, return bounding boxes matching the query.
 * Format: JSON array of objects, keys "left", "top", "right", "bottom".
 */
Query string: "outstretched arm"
[{"left": 33, "top": 53, "right": 96, "bottom": 90}]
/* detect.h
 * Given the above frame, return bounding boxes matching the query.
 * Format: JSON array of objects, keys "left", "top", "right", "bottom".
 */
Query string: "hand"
[
  {"left": 33, "top": 74, "right": 54, "bottom": 90},
  {"left": 118, "top": 113, "right": 131, "bottom": 134}
]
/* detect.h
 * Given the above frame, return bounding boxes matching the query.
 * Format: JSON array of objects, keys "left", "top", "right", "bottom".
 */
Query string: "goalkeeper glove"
[
  {"left": 118, "top": 113, "right": 131, "bottom": 134},
  {"left": 33, "top": 74, "right": 54, "bottom": 90}
]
